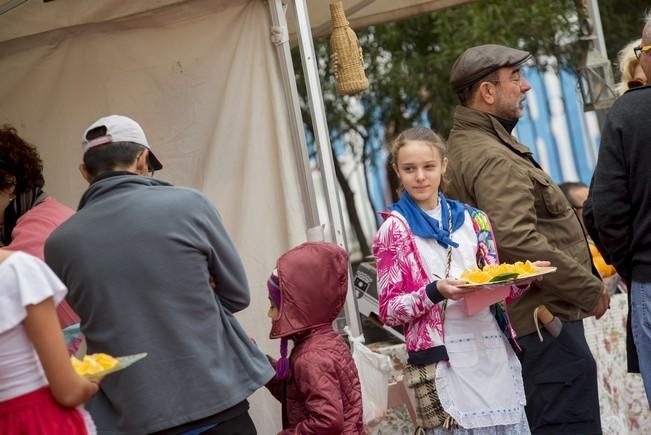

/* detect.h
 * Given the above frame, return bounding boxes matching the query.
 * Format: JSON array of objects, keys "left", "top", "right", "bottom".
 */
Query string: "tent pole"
[
  {"left": 290, "top": 0, "right": 362, "bottom": 337},
  {"left": 268, "top": 0, "right": 320, "bottom": 229},
  {"left": 585, "top": 0, "right": 607, "bottom": 59}
]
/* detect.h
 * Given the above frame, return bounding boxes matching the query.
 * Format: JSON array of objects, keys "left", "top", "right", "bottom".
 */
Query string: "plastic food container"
[{"left": 462, "top": 285, "right": 510, "bottom": 316}]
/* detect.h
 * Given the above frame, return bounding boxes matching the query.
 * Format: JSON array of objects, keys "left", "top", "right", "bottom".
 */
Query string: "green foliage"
[
  {"left": 295, "top": 0, "right": 579, "bottom": 143},
  {"left": 361, "top": 0, "right": 580, "bottom": 135},
  {"left": 599, "top": 0, "right": 649, "bottom": 80}
]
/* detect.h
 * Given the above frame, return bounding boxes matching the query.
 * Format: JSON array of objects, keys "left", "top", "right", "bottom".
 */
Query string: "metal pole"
[
  {"left": 291, "top": 0, "right": 362, "bottom": 337},
  {"left": 586, "top": 0, "right": 607, "bottom": 59},
  {"left": 268, "top": 0, "right": 320, "bottom": 229},
  {"left": 582, "top": 0, "right": 614, "bottom": 127}
]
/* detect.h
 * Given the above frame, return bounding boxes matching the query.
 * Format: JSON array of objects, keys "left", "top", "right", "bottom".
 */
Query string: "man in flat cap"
[{"left": 445, "top": 45, "right": 607, "bottom": 434}]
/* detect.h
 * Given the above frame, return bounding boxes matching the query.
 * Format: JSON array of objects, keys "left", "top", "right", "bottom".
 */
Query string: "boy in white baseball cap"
[
  {"left": 46, "top": 114, "right": 273, "bottom": 434},
  {"left": 81, "top": 115, "right": 162, "bottom": 179}
]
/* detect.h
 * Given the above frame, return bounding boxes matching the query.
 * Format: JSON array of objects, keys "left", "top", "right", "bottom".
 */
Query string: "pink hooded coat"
[{"left": 267, "top": 242, "right": 363, "bottom": 435}]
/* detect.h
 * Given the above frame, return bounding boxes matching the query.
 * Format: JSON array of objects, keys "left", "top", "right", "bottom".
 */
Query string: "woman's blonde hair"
[
  {"left": 615, "top": 38, "right": 644, "bottom": 95},
  {"left": 390, "top": 127, "right": 448, "bottom": 192}
]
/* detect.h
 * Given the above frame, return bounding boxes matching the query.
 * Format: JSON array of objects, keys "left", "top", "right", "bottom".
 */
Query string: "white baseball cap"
[{"left": 81, "top": 115, "right": 163, "bottom": 171}]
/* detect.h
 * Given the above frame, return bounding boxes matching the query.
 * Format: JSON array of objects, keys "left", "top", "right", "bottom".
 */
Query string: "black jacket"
[
  {"left": 584, "top": 85, "right": 651, "bottom": 373},
  {"left": 586, "top": 85, "right": 651, "bottom": 283}
]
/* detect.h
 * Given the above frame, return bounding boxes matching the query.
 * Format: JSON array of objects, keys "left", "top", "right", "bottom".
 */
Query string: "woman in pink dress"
[{"left": 0, "top": 125, "right": 77, "bottom": 327}]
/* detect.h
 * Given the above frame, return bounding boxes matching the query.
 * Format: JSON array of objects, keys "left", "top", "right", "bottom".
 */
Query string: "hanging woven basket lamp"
[{"left": 329, "top": 1, "right": 369, "bottom": 95}]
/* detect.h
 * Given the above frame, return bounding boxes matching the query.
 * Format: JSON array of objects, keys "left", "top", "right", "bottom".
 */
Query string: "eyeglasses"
[
  {"left": 633, "top": 45, "right": 651, "bottom": 60},
  {"left": 627, "top": 79, "right": 645, "bottom": 89},
  {"left": 486, "top": 70, "right": 524, "bottom": 86}
]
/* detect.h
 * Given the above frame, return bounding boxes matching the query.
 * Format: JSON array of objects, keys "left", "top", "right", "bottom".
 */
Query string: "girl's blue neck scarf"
[{"left": 388, "top": 192, "right": 465, "bottom": 248}]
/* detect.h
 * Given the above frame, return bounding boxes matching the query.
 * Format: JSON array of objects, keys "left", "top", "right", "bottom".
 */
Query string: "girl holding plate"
[
  {"left": 373, "top": 127, "right": 547, "bottom": 434},
  {"left": 0, "top": 250, "right": 98, "bottom": 434}
]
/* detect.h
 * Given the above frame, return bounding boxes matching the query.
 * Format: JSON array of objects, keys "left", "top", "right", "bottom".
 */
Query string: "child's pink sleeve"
[
  {"left": 279, "top": 352, "right": 344, "bottom": 434},
  {"left": 373, "top": 218, "right": 435, "bottom": 326}
]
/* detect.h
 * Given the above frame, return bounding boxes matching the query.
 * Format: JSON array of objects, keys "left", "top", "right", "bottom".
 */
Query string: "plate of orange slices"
[
  {"left": 457, "top": 261, "right": 556, "bottom": 289},
  {"left": 71, "top": 352, "right": 147, "bottom": 380}
]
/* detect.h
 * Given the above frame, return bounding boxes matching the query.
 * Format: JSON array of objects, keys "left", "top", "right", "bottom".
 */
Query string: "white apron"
[
  {"left": 434, "top": 301, "right": 526, "bottom": 428},
  {"left": 415, "top": 206, "right": 526, "bottom": 429}
]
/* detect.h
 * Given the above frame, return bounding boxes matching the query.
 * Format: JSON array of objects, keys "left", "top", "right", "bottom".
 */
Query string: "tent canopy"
[
  {"left": 0, "top": 0, "right": 475, "bottom": 43},
  {"left": 289, "top": 0, "right": 476, "bottom": 39}
]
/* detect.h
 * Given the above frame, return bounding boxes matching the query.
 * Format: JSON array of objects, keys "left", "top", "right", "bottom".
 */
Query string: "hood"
[
  {"left": 78, "top": 173, "right": 172, "bottom": 210},
  {"left": 270, "top": 242, "right": 349, "bottom": 339}
]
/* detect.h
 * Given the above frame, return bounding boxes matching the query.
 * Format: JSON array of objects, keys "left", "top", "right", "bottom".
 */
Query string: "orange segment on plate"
[
  {"left": 460, "top": 261, "right": 541, "bottom": 284},
  {"left": 514, "top": 260, "right": 538, "bottom": 276},
  {"left": 460, "top": 269, "right": 492, "bottom": 284},
  {"left": 71, "top": 353, "right": 119, "bottom": 376}
]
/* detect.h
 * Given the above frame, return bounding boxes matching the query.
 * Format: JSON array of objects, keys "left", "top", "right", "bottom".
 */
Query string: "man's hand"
[
  {"left": 532, "top": 260, "right": 552, "bottom": 273},
  {"left": 590, "top": 286, "right": 610, "bottom": 320},
  {"left": 436, "top": 279, "right": 477, "bottom": 301},
  {"left": 514, "top": 260, "right": 553, "bottom": 286}
]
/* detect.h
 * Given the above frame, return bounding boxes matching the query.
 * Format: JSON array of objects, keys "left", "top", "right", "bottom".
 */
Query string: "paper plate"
[
  {"left": 457, "top": 266, "right": 557, "bottom": 289},
  {"left": 85, "top": 353, "right": 148, "bottom": 380}
]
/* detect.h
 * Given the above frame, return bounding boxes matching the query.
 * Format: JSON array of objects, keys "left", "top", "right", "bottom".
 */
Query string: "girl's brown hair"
[{"left": 390, "top": 127, "right": 448, "bottom": 192}]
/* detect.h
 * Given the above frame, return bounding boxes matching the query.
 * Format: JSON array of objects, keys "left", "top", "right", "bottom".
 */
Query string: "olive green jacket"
[{"left": 446, "top": 105, "right": 602, "bottom": 336}]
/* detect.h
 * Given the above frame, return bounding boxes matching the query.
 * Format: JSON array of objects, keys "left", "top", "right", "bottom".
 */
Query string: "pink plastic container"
[{"left": 462, "top": 285, "right": 510, "bottom": 316}]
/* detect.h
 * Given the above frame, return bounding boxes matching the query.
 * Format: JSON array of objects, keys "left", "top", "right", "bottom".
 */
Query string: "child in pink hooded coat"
[{"left": 266, "top": 242, "right": 363, "bottom": 434}]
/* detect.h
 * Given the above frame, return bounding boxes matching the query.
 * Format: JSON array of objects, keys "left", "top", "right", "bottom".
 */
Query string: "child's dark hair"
[
  {"left": 559, "top": 181, "right": 588, "bottom": 208},
  {"left": 0, "top": 125, "right": 45, "bottom": 193},
  {"left": 83, "top": 142, "right": 147, "bottom": 179}
]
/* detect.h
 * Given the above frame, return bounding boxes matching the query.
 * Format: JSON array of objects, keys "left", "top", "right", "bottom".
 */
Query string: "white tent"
[
  {"left": 0, "top": 0, "right": 473, "bottom": 429},
  {"left": 0, "top": 0, "right": 477, "bottom": 41}
]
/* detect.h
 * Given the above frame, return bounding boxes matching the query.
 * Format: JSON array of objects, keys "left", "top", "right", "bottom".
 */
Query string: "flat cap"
[{"left": 450, "top": 44, "right": 531, "bottom": 93}]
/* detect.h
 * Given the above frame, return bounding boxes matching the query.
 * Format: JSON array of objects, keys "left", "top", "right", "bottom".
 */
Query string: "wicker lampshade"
[{"left": 329, "top": 1, "right": 369, "bottom": 95}]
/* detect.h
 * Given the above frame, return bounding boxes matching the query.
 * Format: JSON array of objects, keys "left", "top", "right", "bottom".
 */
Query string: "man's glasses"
[
  {"left": 627, "top": 79, "right": 645, "bottom": 89},
  {"left": 486, "top": 70, "right": 524, "bottom": 86},
  {"left": 633, "top": 45, "right": 651, "bottom": 60}
]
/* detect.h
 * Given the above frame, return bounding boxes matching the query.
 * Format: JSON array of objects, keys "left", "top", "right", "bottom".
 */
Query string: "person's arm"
[
  {"left": 195, "top": 196, "right": 250, "bottom": 313},
  {"left": 264, "top": 356, "right": 282, "bottom": 402},
  {"left": 583, "top": 178, "right": 606, "bottom": 255},
  {"left": 590, "top": 117, "right": 633, "bottom": 282},
  {"left": 373, "top": 217, "right": 439, "bottom": 326},
  {"left": 469, "top": 155, "right": 602, "bottom": 312},
  {"left": 23, "top": 297, "right": 98, "bottom": 408},
  {"left": 373, "top": 217, "right": 470, "bottom": 326},
  {"left": 278, "top": 354, "right": 344, "bottom": 435}
]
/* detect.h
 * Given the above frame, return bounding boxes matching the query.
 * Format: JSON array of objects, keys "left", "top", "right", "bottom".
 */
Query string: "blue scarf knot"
[{"left": 388, "top": 192, "right": 465, "bottom": 248}]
